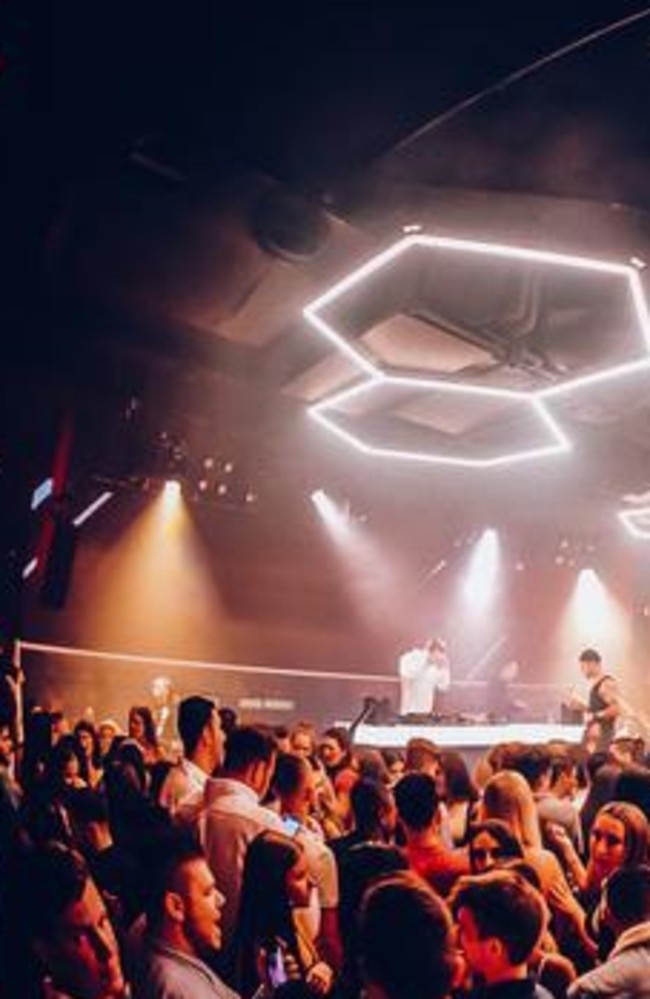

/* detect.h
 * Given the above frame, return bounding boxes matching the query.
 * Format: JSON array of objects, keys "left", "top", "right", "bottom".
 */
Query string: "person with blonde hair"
[{"left": 481, "top": 770, "right": 595, "bottom": 964}]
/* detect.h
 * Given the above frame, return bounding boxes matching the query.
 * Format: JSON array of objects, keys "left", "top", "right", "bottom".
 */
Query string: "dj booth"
[{"left": 349, "top": 721, "right": 584, "bottom": 756}]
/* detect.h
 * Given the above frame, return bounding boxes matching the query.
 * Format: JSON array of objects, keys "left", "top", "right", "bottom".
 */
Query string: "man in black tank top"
[{"left": 579, "top": 648, "right": 620, "bottom": 751}]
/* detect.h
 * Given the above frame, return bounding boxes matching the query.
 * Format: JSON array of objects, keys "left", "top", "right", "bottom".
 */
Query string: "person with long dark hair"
[
  {"left": 128, "top": 706, "right": 165, "bottom": 767},
  {"left": 235, "top": 830, "right": 334, "bottom": 998},
  {"left": 74, "top": 720, "right": 104, "bottom": 789}
]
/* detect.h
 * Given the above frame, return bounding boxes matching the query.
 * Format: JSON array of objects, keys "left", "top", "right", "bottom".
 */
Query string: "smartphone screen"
[
  {"left": 282, "top": 816, "right": 301, "bottom": 837},
  {"left": 267, "top": 946, "right": 288, "bottom": 988}
]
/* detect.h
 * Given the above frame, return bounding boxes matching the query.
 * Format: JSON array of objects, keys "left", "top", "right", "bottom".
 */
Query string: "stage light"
[
  {"left": 216, "top": 483, "right": 228, "bottom": 496},
  {"left": 311, "top": 488, "right": 346, "bottom": 529},
  {"left": 464, "top": 529, "right": 500, "bottom": 609},
  {"left": 72, "top": 491, "right": 115, "bottom": 528},
  {"left": 223, "top": 461, "right": 234, "bottom": 474},
  {"left": 160, "top": 480, "right": 182, "bottom": 527},
  {"left": 198, "top": 479, "right": 209, "bottom": 492}
]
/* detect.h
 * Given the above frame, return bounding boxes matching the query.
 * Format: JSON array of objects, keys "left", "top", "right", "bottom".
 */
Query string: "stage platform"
[{"left": 350, "top": 721, "right": 583, "bottom": 752}]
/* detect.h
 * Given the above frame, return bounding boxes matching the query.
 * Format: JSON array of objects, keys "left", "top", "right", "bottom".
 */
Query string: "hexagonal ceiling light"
[
  {"left": 618, "top": 506, "right": 650, "bottom": 540},
  {"left": 303, "top": 235, "right": 650, "bottom": 469}
]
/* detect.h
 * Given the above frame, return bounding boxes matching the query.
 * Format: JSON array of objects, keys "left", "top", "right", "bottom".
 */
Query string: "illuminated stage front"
[{"left": 350, "top": 721, "right": 584, "bottom": 751}]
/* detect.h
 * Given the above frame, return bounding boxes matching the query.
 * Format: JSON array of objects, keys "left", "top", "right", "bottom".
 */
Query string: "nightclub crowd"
[{"left": 2, "top": 687, "right": 650, "bottom": 999}]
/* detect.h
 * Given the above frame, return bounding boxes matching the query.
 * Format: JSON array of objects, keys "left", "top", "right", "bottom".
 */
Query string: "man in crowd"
[
  {"left": 22, "top": 842, "right": 127, "bottom": 999},
  {"left": 159, "top": 696, "right": 225, "bottom": 818},
  {"left": 394, "top": 772, "right": 469, "bottom": 896},
  {"left": 359, "top": 871, "right": 461, "bottom": 999},
  {"left": 200, "top": 725, "right": 283, "bottom": 957},
  {"left": 569, "top": 865, "right": 650, "bottom": 999},
  {"left": 451, "top": 870, "right": 552, "bottom": 999},
  {"left": 508, "top": 746, "right": 583, "bottom": 853},
  {"left": 134, "top": 828, "right": 238, "bottom": 999}
]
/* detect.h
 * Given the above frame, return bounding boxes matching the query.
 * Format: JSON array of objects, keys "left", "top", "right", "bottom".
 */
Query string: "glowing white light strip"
[
  {"left": 310, "top": 376, "right": 384, "bottom": 416},
  {"left": 628, "top": 269, "right": 650, "bottom": 347},
  {"left": 618, "top": 505, "right": 650, "bottom": 540},
  {"left": 538, "top": 357, "right": 650, "bottom": 400},
  {"left": 72, "top": 491, "right": 114, "bottom": 528},
  {"left": 304, "top": 235, "right": 419, "bottom": 313},
  {"left": 418, "top": 235, "right": 633, "bottom": 276},
  {"left": 308, "top": 373, "right": 571, "bottom": 469},
  {"left": 311, "top": 405, "right": 569, "bottom": 468},
  {"left": 22, "top": 557, "right": 38, "bottom": 580},
  {"left": 385, "top": 372, "right": 527, "bottom": 401},
  {"left": 303, "top": 234, "right": 650, "bottom": 467},
  {"left": 30, "top": 477, "right": 54, "bottom": 511}
]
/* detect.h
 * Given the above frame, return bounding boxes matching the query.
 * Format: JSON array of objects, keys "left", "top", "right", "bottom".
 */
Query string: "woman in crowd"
[
  {"left": 128, "top": 706, "right": 165, "bottom": 767},
  {"left": 467, "top": 818, "right": 524, "bottom": 874},
  {"left": 73, "top": 720, "right": 104, "bottom": 789},
  {"left": 236, "top": 830, "right": 334, "bottom": 998},
  {"left": 439, "top": 750, "right": 479, "bottom": 845},
  {"left": 481, "top": 769, "right": 595, "bottom": 965}
]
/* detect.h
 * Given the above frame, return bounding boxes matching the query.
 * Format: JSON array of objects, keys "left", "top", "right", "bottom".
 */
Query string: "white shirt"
[
  {"left": 199, "top": 778, "right": 284, "bottom": 952},
  {"left": 398, "top": 646, "right": 451, "bottom": 714},
  {"left": 158, "top": 759, "right": 208, "bottom": 817}
]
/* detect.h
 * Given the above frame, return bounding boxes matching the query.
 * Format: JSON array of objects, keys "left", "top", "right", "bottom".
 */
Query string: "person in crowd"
[
  {"left": 97, "top": 720, "right": 121, "bottom": 762},
  {"left": 579, "top": 762, "right": 621, "bottom": 847},
  {"left": 404, "top": 737, "right": 442, "bottom": 779},
  {"left": 128, "top": 707, "right": 165, "bottom": 767},
  {"left": 451, "top": 869, "right": 553, "bottom": 999},
  {"left": 547, "top": 801, "right": 648, "bottom": 921},
  {"left": 290, "top": 723, "right": 318, "bottom": 760},
  {"left": 616, "top": 765, "right": 650, "bottom": 818},
  {"left": 480, "top": 770, "right": 594, "bottom": 964},
  {"left": 133, "top": 827, "right": 237, "bottom": 999},
  {"left": 549, "top": 754, "right": 582, "bottom": 807},
  {"left": 103, "top": 739, "right": 170, "bottom": 851},
  {"left": 201, "top": 725, "right": 284, "bottom": 958},
  {"left": 318, "top": 727, "right": 357, "bottom": 804},
  {"left": 331, "top": 778, "right": 397, "bottom": 861},
  {"left": 569, "top": 864, "right": 650, "bottom": 999},
  {"left": 439, "top": 750, "right": 479, "bottom": 846},
  {"left": 74, "top": 721, "right": 104, "bottom": 790},
  {"left": 337, "top": 844, "right": 409, "bottom": 999},
  {"left": 380, "top": 749, "right": 405, "bottom": 786},
  {"left": 359, "top": 870, "right": 461, "bottom": 999},
  {"left": 158, "top": 696, "right": 225, "bottom": 818},
  {"left": 271, "top": 752, "right": 342, "bottom": 968},
  {"left": 20, "top": 841, "right": 127, "bottom": 999},
  {"left": 235, "top": 830, "right": 334, "bottom": 998},
  {"left": 51, "top": 710, "right": 71, "bottom": 745},
  {"left": 23, "top": 734, "right": 86, "bottom": 846},
  {"left": 468, "top": 820, "right": 524, "bottom": 874},
  {"left": 66, "top": 787, "right": 140, "bottom": 928},
  {"left": 22, "top": 708, "right": 56, "bottom": 794},
  {"left": 394, "top": 772, "right": 469, "bottom": 895},
  {"left": 0, "top": 711, "right": 20, "bottom": 812},
  {"left": 509, "top": 746, "right": 583, "bottom": 854}
]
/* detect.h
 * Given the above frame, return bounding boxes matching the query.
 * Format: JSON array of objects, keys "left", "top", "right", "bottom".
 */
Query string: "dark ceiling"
[{"left": 2, "top": 0, "right": 650, "bottom": 535}]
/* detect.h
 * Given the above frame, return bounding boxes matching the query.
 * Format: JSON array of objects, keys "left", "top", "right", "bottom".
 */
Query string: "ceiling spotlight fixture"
[
  {"left": 303, "top": 234, "right": 650, "bottom": 468},
  {"left": 223, "top": 461, "right": 234, "bottom": 474},
  {"left": 216, "top": 483, "right": 228, "bottom": 496}
]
